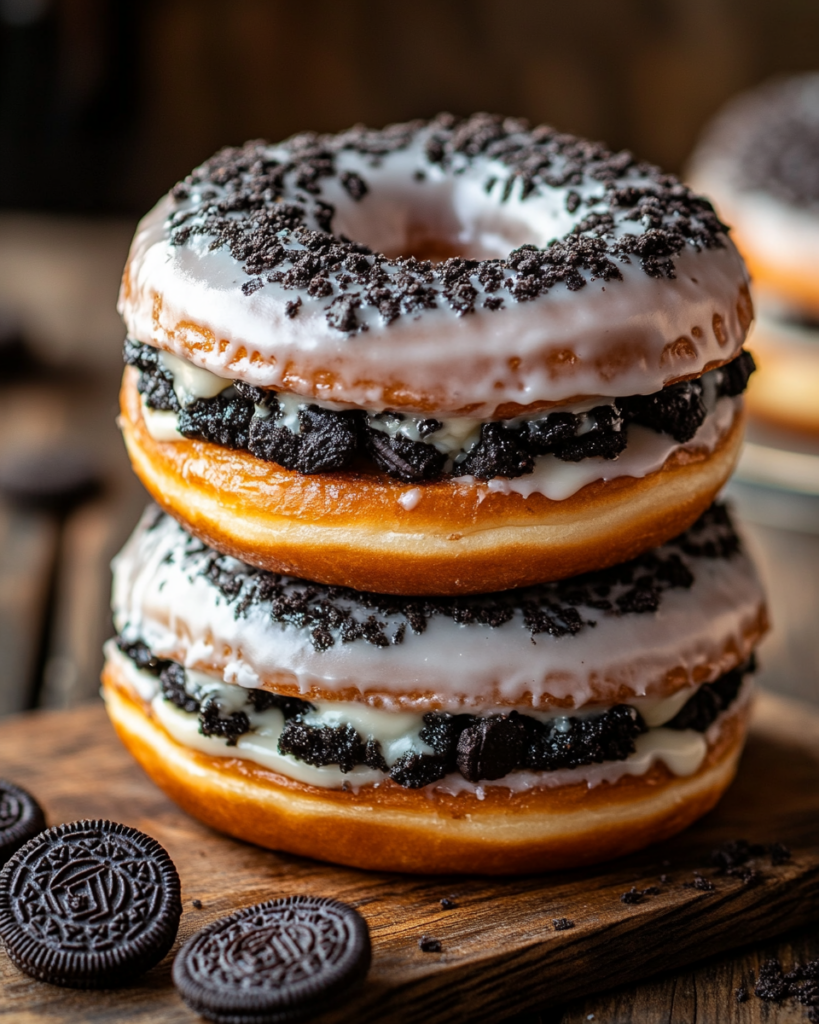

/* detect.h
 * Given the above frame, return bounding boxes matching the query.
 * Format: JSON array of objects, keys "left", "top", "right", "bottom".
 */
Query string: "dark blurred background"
[
  {"left": 4, "top": 0, "right": 819, "bottom": 215},
  {"left": 0, "top": 0, "right": 817, "bottom": 719}
]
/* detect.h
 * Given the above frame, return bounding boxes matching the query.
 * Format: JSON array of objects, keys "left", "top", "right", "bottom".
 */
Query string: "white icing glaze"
[
  {"left": 106, "top": 639, "right": 695, "bottom": 728},
  {"left": 398, "top": 488, "right": 422, "bottom": 511},
  {"left": 111, "top": 509, "right": 765, "bottom": 711},
  {"left": 120, "top": 130, "right": 750, "bottom": 417},
  {"left": 106, "top": 641, "right": 731, "bottom": 792}
]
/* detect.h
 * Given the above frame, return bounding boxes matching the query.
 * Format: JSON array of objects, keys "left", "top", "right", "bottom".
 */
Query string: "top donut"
[{"left": 120, "top": 113, "right": 752, "bottom": 418}]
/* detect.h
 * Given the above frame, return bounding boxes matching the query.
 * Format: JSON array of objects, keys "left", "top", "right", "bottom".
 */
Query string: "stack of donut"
[
  {"left": 105, "top": 114, "right": 767, "bottom": 874},
  {"left": 690, "top": 75, "right": 819, "bottom": 437}
]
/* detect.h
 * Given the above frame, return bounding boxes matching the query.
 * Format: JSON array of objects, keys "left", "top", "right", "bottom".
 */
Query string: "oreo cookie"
[
  {"left": 0, "top": 820, "right": 182, "bottom": 988},
  {"left": 0, "top": 779, "right": 46, "bottom": 865},
  {"left": 173, "top": 895, "right": 371, "bottom": 1023}
]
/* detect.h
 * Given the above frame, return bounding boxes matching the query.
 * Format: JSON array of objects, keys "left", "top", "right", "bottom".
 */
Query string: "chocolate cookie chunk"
[
  {"left": 0, "top": 780, "right": 45, "bottom": 865},
  {"left": 0, "top": 820, "right": 181, "bottom": 988},
  {"left": 173, "top": 895, "right": 371, "bottom": 1023}
]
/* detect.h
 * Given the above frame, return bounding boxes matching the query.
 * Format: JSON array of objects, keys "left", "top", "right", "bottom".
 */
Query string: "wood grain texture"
[
  {"left": 67, "top": 0, "right": 819, "bottom": 213},
  {"left": 553, "top": 923, "right": 819, "bottom": 1024},
  {"left": 0, "top": 690, "right": 817, "bottom": 1023},
  {"left": 0, "top": 368, "right": 153, "bottom": 716}
]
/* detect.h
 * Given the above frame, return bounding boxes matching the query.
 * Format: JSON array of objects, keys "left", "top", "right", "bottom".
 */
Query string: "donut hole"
[
  {"left": 330, "top": 170, "right": 553, "bottom": 263},
  {"left": 397, "top": 233, "right": 465, "bottom": 264}
]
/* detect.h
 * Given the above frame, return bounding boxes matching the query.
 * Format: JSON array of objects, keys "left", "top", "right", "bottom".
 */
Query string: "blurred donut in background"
[{"left": 689, "top": 75, "right": 819, "bottom": 437}]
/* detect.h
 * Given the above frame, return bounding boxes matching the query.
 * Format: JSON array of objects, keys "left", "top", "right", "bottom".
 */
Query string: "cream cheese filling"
[{"left": 105, "top": 641, "right": 723, "bottom": 793}]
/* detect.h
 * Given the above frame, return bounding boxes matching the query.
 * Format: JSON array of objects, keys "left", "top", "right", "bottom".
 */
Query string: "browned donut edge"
[
  {"left": 125, "top": 276, "right": 752, "bottom": 418},
  {"left": 120, "top": 370, "right": 745, "bottom": 595},
  {"left": 115, "top": 598, "right": 768, "bottom": 710},
  {"left": 102, "top": 664, "right": 749, "bottom": 875}
]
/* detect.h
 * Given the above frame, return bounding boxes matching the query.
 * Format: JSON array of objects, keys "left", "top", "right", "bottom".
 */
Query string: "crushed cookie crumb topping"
[
  {"left": 166, "top": 114, "right": 728, "bottom": 334},
  {"left": 147, "top": 504, "right": 740, "bottom": 653}
]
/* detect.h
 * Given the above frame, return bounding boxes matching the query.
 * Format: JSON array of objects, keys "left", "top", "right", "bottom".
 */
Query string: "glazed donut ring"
[
  {"left": 102, "top": 667, "right": 749, "bottom": 875},
  {"left": 690, "top": 76, "right": 819, "bottom": 437},
  {"left": 105, "top": 498, "right": 762, "bottom": 872},
  {"left": 118, "top": 115, "right": 755, "bottom": 595},
  {"left": 120, "top": 367, "right": 746, "bottom": 594},
  {"left": 120, "top": 115, "right": 752, "bottom": 418}
]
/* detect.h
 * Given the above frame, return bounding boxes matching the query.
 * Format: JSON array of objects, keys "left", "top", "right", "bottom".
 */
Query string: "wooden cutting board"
[{"left": 0, "top": 690, "right": 818, "bottom": 1024}]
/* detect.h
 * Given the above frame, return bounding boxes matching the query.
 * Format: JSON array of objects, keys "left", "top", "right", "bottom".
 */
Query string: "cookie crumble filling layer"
[
  {"left": 126, "top": 339, "right": 753, "bottom": 483},
  {"left": 112, "top": 637, "right": 752, "bottom": 790}
]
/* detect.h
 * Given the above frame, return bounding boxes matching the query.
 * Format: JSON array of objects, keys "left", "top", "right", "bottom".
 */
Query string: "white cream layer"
[
  {"left": 137, "top": 346, "right": 741, "bottom": 503},
  {"left": 120, "top": 130, "right": 750, "bottom": 417},
  {"left": 112, "top": 509, "right": 765, "bottom": 711},
  {"left": 106, "top": 641, "right": 731, "bottom": 792}
]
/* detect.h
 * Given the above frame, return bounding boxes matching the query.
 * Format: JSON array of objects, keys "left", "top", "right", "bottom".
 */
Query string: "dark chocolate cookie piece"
[
  {"left": 277, "top": 720, "right": 366, "bottom": 773},
  {"left": 0, "top": 780, "right": 45, "bottom": 865},
  {"left": 620, "top": 379, "right": 706, "bottom": 443},
  {"left": 364, "top": 428, "right": 446, "bottom": 482},
  {"left": 453, "top": 423, "right": 534, "bottom": 479},
  {"left": 178, "top": 389, "right": 256, "bottom": 449},
  {"left": 455, "top": 714, "right": 528, "bottom": 782},
  {"left": 124, "top": 338, "right": 180, "bottom": 412},
  {"left": 716, "top": 349, "right": 756, "bottom": 398},
  {"left": 247, "top": 407, "right": 361, "bottom": 474},
  {"left": 172, "top": 895, "right": 371, "bottom": 1024},
  {"left": 0, "top": 819, "right": 181, "bottom": 988}
]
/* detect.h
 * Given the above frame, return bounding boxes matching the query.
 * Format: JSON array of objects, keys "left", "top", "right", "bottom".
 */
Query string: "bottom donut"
[
  {"left": 102, "top": 663, "right": 750, "bottom": 876},
  {"left": 103, "top": 502, "right": 766, "bottom": 874}
]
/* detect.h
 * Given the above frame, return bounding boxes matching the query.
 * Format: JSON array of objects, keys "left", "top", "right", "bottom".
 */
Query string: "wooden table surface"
[{"left": 0, "top": 691, "right": 817, "bottom": 1024}]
